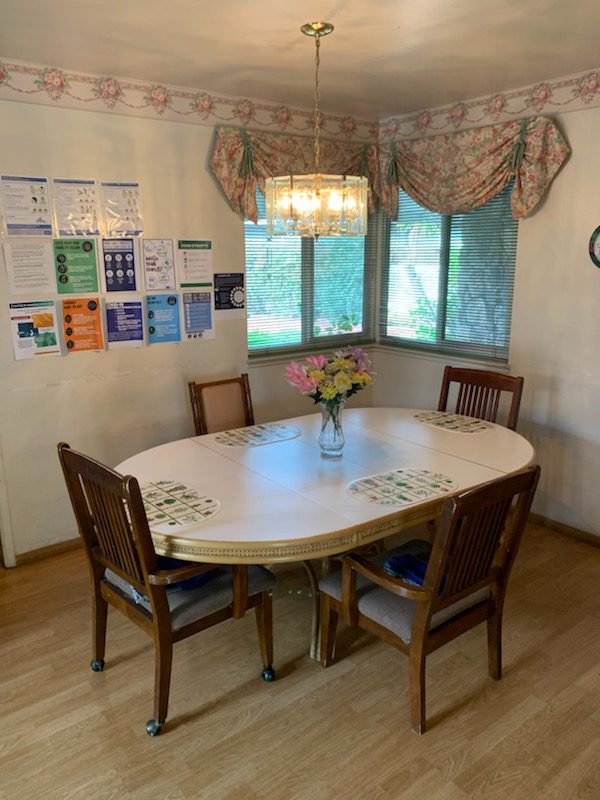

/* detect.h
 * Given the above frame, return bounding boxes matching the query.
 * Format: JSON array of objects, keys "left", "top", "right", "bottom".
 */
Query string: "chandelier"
[{"left": 265, "top": 22, "right": 368, "bottom": 238}]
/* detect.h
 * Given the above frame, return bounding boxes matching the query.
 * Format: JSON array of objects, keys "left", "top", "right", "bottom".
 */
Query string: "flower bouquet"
[{"left": 285, "top": 347, "right": 374, "bottom": 457}]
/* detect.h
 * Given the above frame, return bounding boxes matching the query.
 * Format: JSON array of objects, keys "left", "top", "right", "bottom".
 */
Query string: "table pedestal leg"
[{"left": 302, "top": 560, "right": 320, "bottom": 659}]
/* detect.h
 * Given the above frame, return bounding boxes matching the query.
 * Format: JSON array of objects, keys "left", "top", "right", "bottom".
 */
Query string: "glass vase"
[{"left": 319, "top": 400, "right": 345, "bottom": 458}]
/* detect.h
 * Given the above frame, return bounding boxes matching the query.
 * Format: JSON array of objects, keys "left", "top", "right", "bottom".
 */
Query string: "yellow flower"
[
  {"left": 334, "top": 371, "right": 352, "bottom": 393},
  {"left": 320, "top": 383, "right": 338, "bottom": 400},
  {"left": 353, "top": 371, "right": 373, "bottom": 385},
  {"left": 332, "top": 358, "right": 354, "bottom": 371},
  {"left": 308, "top": 368, "right": 326, "bottom": 385}
]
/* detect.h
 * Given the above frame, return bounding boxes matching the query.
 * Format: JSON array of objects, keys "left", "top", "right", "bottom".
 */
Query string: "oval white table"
[{"left": 116, "top": 407, "right": 534, "bottom": 655}]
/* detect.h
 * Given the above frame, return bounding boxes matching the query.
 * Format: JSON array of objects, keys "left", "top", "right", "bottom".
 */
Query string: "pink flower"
[
  {"left": 527, "top": 83, "right": 552, "bottom": 112},
  {"left": 35, "top": 67, "right": 68, "bottom": 100},
  {"left": 574, "top": 72, "right": 600, "bottom": 104},
  {"left": 341, "top": 116, "right": 357, "bottom": 136},
  {"left": 447, "top": 103, "right": 467, "bottom": 127},
  {"left": 383, "top": 119, "right": 399, "bottom": 139},
  {"left": 234, "top": 99, "right": 255, "bottom": 124},
  {"left": 487, "top": 94, "right": 507, "bottom": 117},
  {"left": 94, "top": 77, "right": 122, "bottom": 108},
  {"left": 191, "top": 93, "right": 214, "bottom": 119},
  {"left": 305, "top": 354, "right": 328, "bottom": 370},
  {"left": 285, "top": 362, "right": 317, "bottom": 395},
  {"left": 145, "top": 84, "right": 171, "bottom": 114},
  {"left": 272, "top": 105, "right": 291, "bottom": 127},
  {"left": 0, "top": 62, "right": 8, "bottom": 85},
  {"left": 416, "top": 111, "right": 431, "bottom": 132}
]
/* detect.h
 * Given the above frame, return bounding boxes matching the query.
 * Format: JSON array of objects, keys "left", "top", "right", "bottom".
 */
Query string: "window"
[
  {"left": 244, "top": 191, "right": 374, "bottom": 355},
  {"left": 380, "top": 185, "right": 518, "bottom": 361}
]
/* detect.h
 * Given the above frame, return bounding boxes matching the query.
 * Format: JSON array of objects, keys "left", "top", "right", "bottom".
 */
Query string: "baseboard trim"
[
  {"left": 529, "top": 513, "right": 599, "bottom": 547},
  {"left": 15, "top": 537, "right": 82, "bottom": 566}
]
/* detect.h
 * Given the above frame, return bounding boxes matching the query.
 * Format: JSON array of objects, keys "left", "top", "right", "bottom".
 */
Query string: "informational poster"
[
  {"left": 101, "top": 238, "right": 138, "bottom": 292},
  {"left": 52, "top": 178, "right": 101, "bottom": 237},
  {"left": 62, "top": 297, "right": 104, "bottom": 352},
  {"left": 142, "top": 239, "right": 176, "bottom": 291},
  {"left": 100, "top": 181, "right": 143, "bottom": 237},
  {"left": 146, "top": 294, "right": 181, "bottom": 345},
  {"left": 9, "top": 300, "right": 61, "bottom": 360},
  {"left": 0, "top": 175, "right": 53, "bottom": 236},
  {"left": 214, "top": 272, "right": 245, "bottom": 319},
  {"left": 3, "top": 239, "right": 55, "bottom": 294},
  {"left": 53, "top": 239, "right": 99, "bottom": 294},
  {"left": 182, "top": 291, "right": 214, "bottom": 340},
  {"left": 105, "top": 297, "right": 144, "bottom": 348},
  {"left": 177, "top": 240, "right": 213, "bottom": 288}
]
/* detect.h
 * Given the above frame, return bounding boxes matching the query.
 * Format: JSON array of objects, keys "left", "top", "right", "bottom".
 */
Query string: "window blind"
[
  {"left": 244, "top": 190, "right": 375, "bottom": 355},
  {"left": 380, "top": 185, "right": 518, "bottom": 361}
]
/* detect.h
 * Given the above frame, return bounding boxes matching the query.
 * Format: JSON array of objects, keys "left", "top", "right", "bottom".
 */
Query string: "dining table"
[{"left": 116, "top": 407, "right": 535, "bottom": 656}]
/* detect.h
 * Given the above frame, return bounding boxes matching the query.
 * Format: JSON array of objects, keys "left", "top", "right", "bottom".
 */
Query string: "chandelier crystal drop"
[{"left": 265, "top": 22, "right": 368, "bottom": 238}]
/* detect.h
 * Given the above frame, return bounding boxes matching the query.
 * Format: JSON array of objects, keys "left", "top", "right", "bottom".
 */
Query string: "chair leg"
[
  {"left": 487, "top": 609, "right": 503, "bottom": 680},
  {"left": 146, "top": 636, "right": 173, "bottom": 736},
  {"left": 90, "top": 585, "right": 107, "bottom": 672},
  {"left": 409, "top": 647, "right": 427, "bottom": 734},
  {"left": 319, "top": 593, "right": 338, "bottom": 668},
  {"left": 255, "top": 592, "right": 276, "bottom": 682}
]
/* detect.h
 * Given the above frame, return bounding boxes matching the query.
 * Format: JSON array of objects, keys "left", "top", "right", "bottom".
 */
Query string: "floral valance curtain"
[
  {"left": 210, "top": 127, "right": 378, "bottom": 223},
  {"left": 209, "top": 116, "right": 569, "bottom": 223},
  {"left": 380, "top": 116, "right": 570, "bottom": 219}
]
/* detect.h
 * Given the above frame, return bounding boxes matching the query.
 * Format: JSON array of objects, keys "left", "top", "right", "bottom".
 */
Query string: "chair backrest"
[
  {"left": 422, "top": 465, "right": 540, "bottom": 616},
  {"left": 188, "top": 373, "right": 254, "bottom": 436},
  {"left": 437, "top": 366, "right": 524, "bottom": 430},
  {"left": 58, "top": 442, "right": 157, "bottom": 593}
]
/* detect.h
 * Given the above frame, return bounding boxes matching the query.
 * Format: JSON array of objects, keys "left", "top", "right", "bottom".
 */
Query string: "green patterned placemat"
[
  {"left": 141, "top": 480, "right": 220, "bottom": 531},
  {"left": 214, "top": 423, "right": 301, "bottom": 447},
  {"left": 414, "top": 411, "right": 492, "bottom": 433},
  {"left": 348, "top": 468, "right": 457, "bottom": 507}
]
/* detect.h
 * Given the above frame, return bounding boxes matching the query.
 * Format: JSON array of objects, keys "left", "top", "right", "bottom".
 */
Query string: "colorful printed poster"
[
  {"left": 3, "top": 239, "right": 55, "bottom": 294},
  {"left": 52, "top": 178, "right": 101, "bottom": 236},
  {"left": 100, "top": 181, "right": 143, "bottom": 237},
  {"left": 214, "top": 272, "right": 245, "bottom": 319},
  {"left": 62, "top": 297, "right": 104, "bottom": 352},
  {"left": 146, "top": 294, "right": 181, "bottom": 345},
  {"left": 177, "top": 240, "right": 213, "bottom": 288},
  {"left": 101, "top": 238, "right": 137, "bottom": 292},
  {"left": 105, "top": 297, "right": 144, "bottom": 348},
  {"left": 142, "top": 239, "right": 176, "bottom": 290},
  {"left": 9, "top": 300, "right": 60, "bottom": 360},
  {"left": 0, "top": 176, "right": 53, "bottom": 236},
  {"left": 53, "top": 239, "right": 99, "bottom": 294},
  {"left": 182, "top": 291, "right": 214, "bottom": 340}
]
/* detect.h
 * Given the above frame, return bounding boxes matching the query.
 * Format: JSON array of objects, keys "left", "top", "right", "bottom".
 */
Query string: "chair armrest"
[
  {"left": 148, "top": 563, "right": 218, "bottom": 586},
  {"left": 344, "top": 554, "right": 432, "bottom": 602}
]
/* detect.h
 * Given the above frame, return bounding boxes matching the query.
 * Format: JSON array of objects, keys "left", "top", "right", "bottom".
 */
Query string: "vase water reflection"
[{"left": 319, "top": 400, "right": 345, "bottom": 458}]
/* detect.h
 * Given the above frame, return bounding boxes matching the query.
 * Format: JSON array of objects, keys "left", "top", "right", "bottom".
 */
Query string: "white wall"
[
  {"left": 0, "top": 100, "right": 250, "bottom": 559},
  {"left": 373, "top": 106, "right": 600, "bottom": 536}
]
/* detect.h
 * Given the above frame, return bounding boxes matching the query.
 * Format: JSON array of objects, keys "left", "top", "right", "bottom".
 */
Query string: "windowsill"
[
  {"left": 373, "top": 342, "right": 512, "bottom": 372},
  {"left": 247, "top": 339, "right": 377, "bottom": 368}
]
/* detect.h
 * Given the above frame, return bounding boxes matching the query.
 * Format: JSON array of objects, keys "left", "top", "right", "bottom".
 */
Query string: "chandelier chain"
[{"left": 313, "top": 32, "right": 321, "bottom": 173}]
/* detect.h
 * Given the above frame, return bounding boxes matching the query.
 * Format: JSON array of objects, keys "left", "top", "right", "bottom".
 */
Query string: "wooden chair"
[
  {"left": 58, "top": 442, "right": 275, "bottom": 736},
  {"left": 319, "top": 465, "right": 540, "bottom": 734},
  {"left": 188, "top": 373, "right": 254, "bottom": 436},
  {"left": 437, "top": 366, "right": 524, "bottom": 430}
]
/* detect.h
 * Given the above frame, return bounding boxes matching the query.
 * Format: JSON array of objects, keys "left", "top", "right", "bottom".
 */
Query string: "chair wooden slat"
[{"left": 438, "top": 366, "right": 524, "bottom": 430}]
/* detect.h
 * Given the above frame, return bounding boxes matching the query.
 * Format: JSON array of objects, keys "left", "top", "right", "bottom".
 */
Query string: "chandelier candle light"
[
  {"left": 265, "top": 22, "right": 368, "bottom": 238},
  {"left": 285, "top": 348, "right": 374, "bottom": 457}
]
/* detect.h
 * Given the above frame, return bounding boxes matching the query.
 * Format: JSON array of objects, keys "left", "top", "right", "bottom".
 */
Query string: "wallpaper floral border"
[
  {"left": 0, "top": 58, "right": 376, "bottom": 142},
  {"left": 1, "top": 56, "right": 599, "bottom": 142}
]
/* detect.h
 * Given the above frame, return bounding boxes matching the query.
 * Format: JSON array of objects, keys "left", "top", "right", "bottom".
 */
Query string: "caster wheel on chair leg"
[
  {"left": 146, "top": 719, "right": 162, "bottom": 736},
  {"left": 261, "top": 666, "right": 276, "bottom": 682},
  {"left": 90, "top": 659, "right": 105, "bottom": 672}
]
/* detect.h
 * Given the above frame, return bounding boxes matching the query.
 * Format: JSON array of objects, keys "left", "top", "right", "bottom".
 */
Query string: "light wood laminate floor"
[{"left": 1, "top": 521, "right": 599, "bottom": 800}]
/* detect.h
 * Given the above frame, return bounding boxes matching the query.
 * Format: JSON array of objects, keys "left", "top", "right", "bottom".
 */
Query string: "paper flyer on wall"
[
  {"left": 53, "top": 239, "right": 99, "bottom": 294},
  {"left": 142, "top": 239, "right": 176, "bottom": 291},
  {"left": 105, "top": 297, "right": 144, "bottom": 348},
  {"left": 100, "top": 181, "right": 143, "bottom": 237},
  {"left": 3, "top": 239, "right": 55, "bottom": 294},
  {"left": 177, "top": 240, "right": 213, "bottom": 288},
  {"left": 182, "top": 291, "right": 215, "bottom": 340},
  {"left": 146, "top": 294, "right": 181, "bottom": 345},
  {"left": 62, "top": 297, "right": 104, "bottom": 352},
  {"left": 214, "top": 272, "right": 245, "bottom": 319},
  {"left": 9, "top": 300, "right": 61, "bottom": 360},
  {"left": 101, "top": 238, "right": 138, "bottom": 292},
  {"left": 0, "top": 176, "right": 53, "bottom": 236},
  {"left": 52, "top": 178, "right": 101, "bottom": 237}
]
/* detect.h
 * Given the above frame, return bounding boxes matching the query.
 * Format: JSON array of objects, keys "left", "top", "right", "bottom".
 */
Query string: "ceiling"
[{"left": 1, "top": 0, "right": 600, "bottom": 119}]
